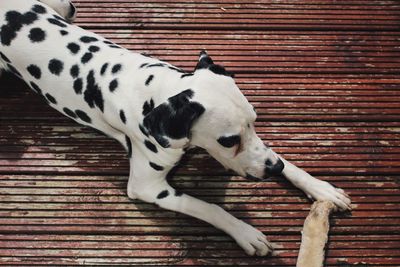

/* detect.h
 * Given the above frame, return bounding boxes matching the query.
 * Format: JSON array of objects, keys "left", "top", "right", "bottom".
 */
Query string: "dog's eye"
[{"left": 217, "top": 135, "right": 241, "bottom": 148}]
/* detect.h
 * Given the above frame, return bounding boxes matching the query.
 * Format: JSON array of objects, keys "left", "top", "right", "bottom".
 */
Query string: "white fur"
[{"left": 0, "top": 0, "right": 351, "bottom": 257}]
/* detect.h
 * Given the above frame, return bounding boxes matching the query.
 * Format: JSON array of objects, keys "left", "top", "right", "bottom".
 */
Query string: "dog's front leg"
[
  {"left": 278, "top": 156, "right": 352, "bottom": 211},
  {"left": 127, "top": 156, "right": 273, "bottom": 256}
]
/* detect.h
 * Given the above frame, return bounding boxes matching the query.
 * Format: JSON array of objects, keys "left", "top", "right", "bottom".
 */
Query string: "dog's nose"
[{"left": 264, "top": 158, "right": 285, "bottom": 177}]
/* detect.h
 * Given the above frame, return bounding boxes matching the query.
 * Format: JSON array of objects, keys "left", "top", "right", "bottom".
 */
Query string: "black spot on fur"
[
  {"left": 100, "top": 63, "right": 108, "bottom": 76},
  {"left": 175, "top": 190, "right": 183, "bottom": 197},
  {"left": 109, "top": 45, "right": 121, "bottom": 49},
  {"left": 112, "top": 64, "right": 122, "bottom": 74},
  {"left": 168, "top": 66, "right": 185, "bottom": 73},
  {"left": 70, "top": 65, "right": 80, "bottom": 78},
  {"left": 181, "top": 73, "right": 194, "bottom": 78},
  {"left": 29, "top": 81, "right": 42, "bottom": 94},
  {"left": 32, "top": 4, "right": 47, "bottom": 14},
  {"left": 73, "top": 78, "right": 83, "bottom": 94},
  {"left": 53, "top": 14, "right": 67, "bottom": 22},
  {"left": 139, "top": 124, "right": 149, "bottom": 137},
  {"left": 143, "top": 89, "right": 205, "bottom": 148},
  {"left": 103, "top": 40, "right": 113, "bottom": 45},
  {"left": 150, "top": 162, "right": 164, "bottom": 171},
  {"left": 109, "top": 79, "right": 118, "bottom": 92},
  {"left": 47, "top": 18, "right": 67, "bottom": 28},
  {"left": 81, "top": 52, "right": 93, "bottom": 64},
  {"left": 144, "top": 140, "right": 158, "bottom": 153},
  {"left": 84, "top": 70, "right": 104, "bottom": 112},
  {"left": 125, "top": 135, "right": 132, "bottom": 158},
  {"left": 119, "top": 110, "right": 126, "bottom": 124},
  {"left": 195, "top": 51, "right": 234, "bottom": 77},
  {"left": 142, "top": 99, "right": 155, "bottom": 116},
  {"left": 28, "top": 27, "right": 46, "bottom": 42},
  {"left": 67, "top": 42, "right": 80, "bottom": 54},
  {"left": 7, "top": 64, "right": 22, "bottom": 77},
  {"left": 63, "top": 107, "right": 77, "bottom": 118},
  {"left": 27, "top": 64, "right": 41, "bottom": 79},
  {"left": 60, "top": 30, "right": 68, "bottom": 36},
  {"left": 139, "top": 63, "right": 148, "bottom": 68},
  {"left": 75, "top": 109, "right": 92, "bottom": 123},
  {"left": 1, "top": 10, "right": 38, "bottom": 46},
  {"left": 45, "top": 93, "right": 57, "bottom": 104},
  {"left": 145, "top": 75, "right": 154, "bottom": 86},
  {"left": 157, "top": 190, "right": 169, "bottom": 199},
  {"left": 147, "top": 63, "right": 165, "bottom": 68},
  {"left": 48, "top": 59, "right": 63, "bottom": 75},
  {"left": 80, "top": 36, "right": 98, "bottom": 43},
  {"left": 0, "top": 52, "right": 11, "bottom": 63},
  {"left": 89, "top": 45, "right": 100, "bottom": 53}
]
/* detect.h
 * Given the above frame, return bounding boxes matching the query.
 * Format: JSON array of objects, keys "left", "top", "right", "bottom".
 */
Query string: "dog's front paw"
[
  {"left": 232, "top": 221, "right": 274, "bottom": 256},
  {"left": 305, "top": 180, "right": 352, "bottom": 211}
]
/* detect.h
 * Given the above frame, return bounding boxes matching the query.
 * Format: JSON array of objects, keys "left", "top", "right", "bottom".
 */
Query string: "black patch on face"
[
  {"left": 48, "top": 59, "right": 64, "bottom": 75},
  {"left": 75, "top": 109, "right": 92, "bottom": 123},
  {"left": 1, "top": 10, "right": 38, "bottom": 46},
  {"left": 7, "top": 64, "right": 22, "bottom": 78},
  {"left": 60, "top": 30, "right": 68, "bottom": 36},
  {"left": 181, "top": 73, "right": 193, "bottom": 78},
  {"left": 81, "top": 52, "right": 93, "bottom": 64},
  {"left": 28, "top": 27, "right": 46, "bottom": 42},
  {"left": 27, "top": 64, "right": 41, "bottom": 79},
  {"left": 145, "top": 75, "right": 154, "bottom": 86},
  {"left": 139, "top": 124, "right": 149, "bottom": 137},
  {"left": 142, "top": 99, "right": 155, "bottom": 116},
  {"left": 143, "top": 89, "right": 205, "bottom": 148},
  {"left": 157, "top": 190, "right": 169, "bottom": 199},
  {"left": 139, "top": 63, "right": 148, "bottom": 68},
  {"left": 29, "top": 81, "right": 42, "bottom": 94},
  {"left": 45, "top": 93, "right": 57, "bottom": 104},
  {"left": 0, "top": 52, "right": 11, "bottom": 63},
  {"left": 70, "top": 65, "right": 80, "bottom": 78},
  {"left": 149, "top": 162, "right": 164, "bottom": 171},
  {"left": 73, "top": 78, "right": 83, "bottom": 94},
  {"left": 112, "top": 64, "right": 122, "bottom": 74},
  {"left": 119, "top": 110, "right": 126, "bottom": 124},
  {"left": 100, "top": 63, "right": 109, "bottom": 76},
  {"left": 80, "top": 36, "right": 98, "bottom": 43},
  {"left": 47, "top": 18, "right": 67, "bottom": 28},
  {"left": 84, "top": 70, "right": 104, "bottom": 112},
  {"left": 125, "top": 135, "right": 132, "bottom": 158},
  {"left": 144, "top": 140, "right": 158, "bottom": 153},
  {"left": 32, "top": 4, "right": 47, "bottom": 14},
  {"left": 109, "top": 79, "right": 118, "bottom": 92},
  {"left": 67, "top": 42, "right": 80, "bottom": 54},
  {"left": 63, "top": 107, "right": 77, "bottom": 118},
  {"left": 217, "top": 135, "right": 241, "bottom": 148},
  {"left": 88, "top": 45, "right": 100, "bottom": 53},
  {"left": 175, "top": 190, "right": 183, "bottom": 197}
]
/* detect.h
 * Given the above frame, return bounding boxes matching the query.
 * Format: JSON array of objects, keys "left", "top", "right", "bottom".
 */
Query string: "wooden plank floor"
[{"left": 1, "top": 0, "right": 400, "bottom": 265}]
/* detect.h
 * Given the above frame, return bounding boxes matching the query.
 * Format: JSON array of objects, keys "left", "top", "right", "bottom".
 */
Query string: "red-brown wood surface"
[{"left": 1, "top": 0, "right": 400, "bottom": 266}]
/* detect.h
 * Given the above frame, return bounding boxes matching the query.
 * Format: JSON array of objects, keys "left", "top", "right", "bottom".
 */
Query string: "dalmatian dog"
[{"left": 0, "top": 0, "right": 351, "bottom": 256}]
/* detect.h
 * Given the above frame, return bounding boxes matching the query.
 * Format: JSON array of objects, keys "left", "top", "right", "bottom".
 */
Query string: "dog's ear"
[
  {"left": 194, "top": 50, "right": 234, "bottom": 78},
  {"left": 143, "top": 89, "right": 205, "bottom": 149}
]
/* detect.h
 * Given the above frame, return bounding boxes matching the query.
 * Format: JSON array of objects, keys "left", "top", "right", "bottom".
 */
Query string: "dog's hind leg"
[{"left": 38, "top": 0, "right": 77, "bottom": 22}]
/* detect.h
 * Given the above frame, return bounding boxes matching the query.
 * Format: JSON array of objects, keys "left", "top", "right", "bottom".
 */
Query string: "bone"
[{"left": 296, "top": 201, "right": 336, "bottom": 267}]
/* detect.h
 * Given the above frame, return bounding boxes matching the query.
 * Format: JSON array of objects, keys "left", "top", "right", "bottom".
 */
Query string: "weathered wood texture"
[{"left": 1, "top": 0, "right": 400, "bottom": 265}]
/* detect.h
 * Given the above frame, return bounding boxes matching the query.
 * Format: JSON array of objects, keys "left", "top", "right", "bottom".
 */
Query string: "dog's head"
[
  {"left": 143, "top": 51, "right": 284, "bottom": 180},
  {"left": 38, "top": 0, "right": 77, "bottom": 22}
]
